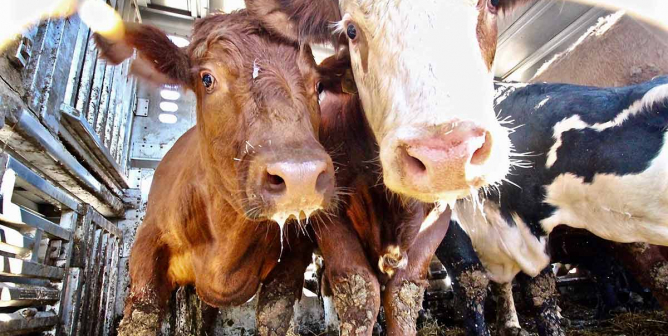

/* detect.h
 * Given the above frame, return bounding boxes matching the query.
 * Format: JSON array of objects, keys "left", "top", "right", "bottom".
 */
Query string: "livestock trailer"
[{"left": 0, "top": 0, "right": 664, "bottom": 335}]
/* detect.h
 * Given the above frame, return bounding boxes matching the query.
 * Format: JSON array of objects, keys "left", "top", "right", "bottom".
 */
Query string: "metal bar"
[
  {"left": 29, "top": 229, "right": 43, "bottom": 263},
  {"left": 0, "top": 208, "right": 71, "bottom": 241},
  {"left": 102, "top": 237, "right": 121, "bottom": 336},
  {"left": 75, "top": 34, "right": 99, "bottom": 118},
  {"left": 66, "top": 208, "right": 94, "bottom": 336},
  {"left": 88, "top": 208, "right": 122, "bottom": 237},
  {"left": 94, "top": 63, "right": 117, "bottom": 141},
  {"left": 109, "top": 65, "right": 132, "bottom": 159},
  {"left": 0, "top": 283, "right": 60, "bottom": 307},
  {"left": 58, "top": 126, "right": 126, "bottom": 197},
  {"left": 0, "top": 311, "right": 58, "bottom": 334},
  {"left": 60, "top": 104, "right": 131, "bottom": 189},
  {"left": 63, "top": 17, "right": 91, "bottom": 108},
  {"left": 105, "top": 62, "right": 129, "bottom": 149},
  {"left": 0, "top": 108, "right": 125, "bottom": 216},
  {"left": 24, "top": 19, "right": 64, "bottom": 121},
  {"left": 118, "top": 80, "right": 138, "bottom": 172},
  {"left": 94, "top": 235, "right": 114, "bottom": 336},
  {"left": 0, "top": 224, "right": 35, "bottom": 258},
  {"left": 38, "top": 15, "right": 82, "bottom": 133},
  {"left": 83, "top": 230, "right": 107, "bottom": 335},
  {"left": 86, "top": 57, "right": 108, "bottom": 127},
  {"left": 0, "top": 256, "right": 64, "bottom": 280},
  {"left": 4, "top": 155, "right": 80, "bottom": 212},
  {"left": 76, "top": 224, "right": 101, "bottom": 336}
]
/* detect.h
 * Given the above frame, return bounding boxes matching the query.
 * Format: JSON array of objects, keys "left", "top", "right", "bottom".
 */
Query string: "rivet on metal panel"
[{"left": 136, "top": 98, "right": 150, "bottom": 117}]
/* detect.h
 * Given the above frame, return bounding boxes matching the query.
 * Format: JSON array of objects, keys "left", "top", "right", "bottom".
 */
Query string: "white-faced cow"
[
  {"left": 94, "top": 10, "right": 339, "bottom": 335},
  {"left": 437, "top": 76, "right": 668, "bottom": 335},
  {"left": 245, "top": 0, "right": 662, "bottom": 206}
]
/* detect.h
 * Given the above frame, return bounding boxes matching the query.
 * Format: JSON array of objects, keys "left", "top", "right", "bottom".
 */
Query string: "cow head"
[
  {"left": 247, "top": 0, "right": 528, "bottom": 203},
  {"left": 95, "top": 12, "right": 335, "bottom": 224}
]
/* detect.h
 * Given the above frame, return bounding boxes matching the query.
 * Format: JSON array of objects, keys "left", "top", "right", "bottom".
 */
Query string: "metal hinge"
[{"left": 9, "top": 36, "right": 33, "bottom": 69}]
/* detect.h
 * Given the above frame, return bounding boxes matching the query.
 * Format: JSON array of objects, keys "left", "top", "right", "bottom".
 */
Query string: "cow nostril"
[
  {"left": 315, "top": 170, "right": 333, "bottom": 194},
  {"left": 470, "top": 131, "right": 493, "bottom": 165},
  {"left": 399, "top": 146, "right": 427, "bottom": 174},
  {"left": 265, "top": 172, "right": 286, "bottom": 193}
]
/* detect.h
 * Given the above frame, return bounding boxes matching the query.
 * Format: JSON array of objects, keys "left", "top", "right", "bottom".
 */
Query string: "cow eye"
[
  {"left": 346, "top": 23, "right": 357, "bottom": 40},
  {"left": 489, "top": 0, "right": 500, "bottom": 10},
  {"left": 316, "top": 82, "right": 324, "bottom": 95},
  {"left": 201, "top": 72, "right": 215, "bottom": 92}
]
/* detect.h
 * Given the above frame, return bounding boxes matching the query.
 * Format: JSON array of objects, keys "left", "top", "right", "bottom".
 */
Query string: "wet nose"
[
  {"left": 396, "top": 121, "right": 493, "bottom": 192},
  {"left": 262, "top": 158, "right": 335, "bottom": 209}
]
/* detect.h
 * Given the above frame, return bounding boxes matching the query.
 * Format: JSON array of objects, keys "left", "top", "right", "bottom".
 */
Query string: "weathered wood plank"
[
  {"left": 0, "top": 257, "right": 64, "bottom": 280},
  {"left": 0, "top": 310, "right": 58, "bottom": 335},
  {"left": 0, "top": 283, "right": 60, "bottom": 307}
]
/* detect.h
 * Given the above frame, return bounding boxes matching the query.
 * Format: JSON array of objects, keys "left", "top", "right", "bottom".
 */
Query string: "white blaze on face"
[{"left": 339, "top": 0, "right": 511, "bottom": 202}]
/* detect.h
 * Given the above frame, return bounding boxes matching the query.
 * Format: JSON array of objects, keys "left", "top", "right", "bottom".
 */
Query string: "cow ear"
[
  {"left": 245, "top": 0, "right": 343, "bottom": 46},
  {"left": 94, "top": 23, "right": 192, "bottom": 89}
]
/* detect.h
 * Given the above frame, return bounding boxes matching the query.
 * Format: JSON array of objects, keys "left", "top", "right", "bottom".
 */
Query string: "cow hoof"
[{"left": 497, "top": 326, "right": 530, "bottom": 336}]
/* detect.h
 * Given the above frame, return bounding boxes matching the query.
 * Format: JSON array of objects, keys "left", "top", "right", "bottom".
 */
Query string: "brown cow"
[
  {"left": 314, "top": 53, "right": 452, "bottom": 336},
  {"left": 94, "top": 10, "right": 337, "bottom": 335}
]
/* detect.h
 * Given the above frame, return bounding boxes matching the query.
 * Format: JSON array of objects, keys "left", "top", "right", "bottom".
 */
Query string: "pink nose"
[
  {"left": 262, "top": 159, "right": 334, "bottom": 209},
  {"left": 396, "top": 121, "right": 492, "bottom": 192}
]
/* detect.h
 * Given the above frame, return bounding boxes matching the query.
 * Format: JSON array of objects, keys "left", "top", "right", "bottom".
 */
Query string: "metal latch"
[{"left": 9, "top": 36, "right": 33, "bottom": 69}]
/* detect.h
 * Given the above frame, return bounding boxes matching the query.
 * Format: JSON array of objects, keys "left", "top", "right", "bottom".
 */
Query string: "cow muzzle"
[
  {"left": 381, "top": 121, "right": 503, "bottom": 202},
  {"left": 249, "top": 152, "right": 335, "bottom": 224}
]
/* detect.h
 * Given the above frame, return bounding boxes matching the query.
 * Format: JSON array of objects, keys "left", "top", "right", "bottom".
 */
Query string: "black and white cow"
[{"left": 437, "top": 76, "right": 668, "bottom": 336}]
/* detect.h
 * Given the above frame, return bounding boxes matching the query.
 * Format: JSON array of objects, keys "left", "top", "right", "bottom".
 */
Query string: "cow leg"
[
  {"left": 516, "top": 267, "right": 564, "bottom": 336},
  {"left": 611, "top": 242, "right": 668, "bottom": 311},
  {"left": 382, "top": 208, "right": 451, "bottom": 336},
  {"left": 118, "top": 224, "right": 174, "bottom": 336},
  {"left": 436, "top": 221, "right": 491, "bottom": 336},
  {"left": 491, "top": 281, "right": 529, "bottom": 336},
  {"left": 315, "top": 220, "right": 381, "bottom": 336},
  {"left": 257, "top": 227, "right": 315, "bottom": 336}
]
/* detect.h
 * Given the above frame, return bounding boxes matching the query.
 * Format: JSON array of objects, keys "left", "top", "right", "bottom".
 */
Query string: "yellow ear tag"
[{"left": 78, "top": 0, "right": 125, "bottom": 42}]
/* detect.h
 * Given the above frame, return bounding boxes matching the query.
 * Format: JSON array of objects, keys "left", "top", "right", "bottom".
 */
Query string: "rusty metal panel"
[{"left": 103, "top": 237, "right": 121, "bottom": 336}]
